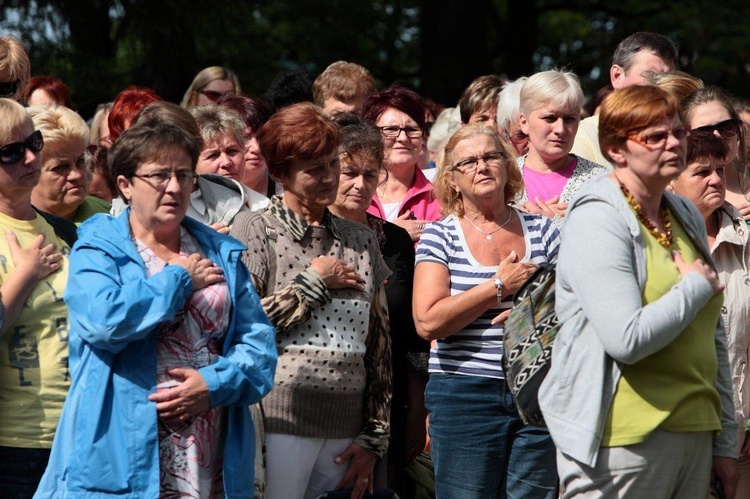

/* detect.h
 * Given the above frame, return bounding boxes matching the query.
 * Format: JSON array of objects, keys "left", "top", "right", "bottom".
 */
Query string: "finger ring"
[
  {"left": 417, "top": 223, "right": 424, "bottom": 230},
  {"left": 362, "top": 478, "right": 369, "bottom": 483}
]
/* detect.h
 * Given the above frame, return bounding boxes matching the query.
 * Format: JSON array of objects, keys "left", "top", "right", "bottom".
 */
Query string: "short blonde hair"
[
  {"left": 180, "top": 66, "right": 241, "bottom": 110},
  {"left": 644, "top": 71, "right": 704, "bottom": 102},
  {"left": 0, "top": 98, "right": 33, "bottom": 145},
  {"left": 0, "top": 36, "right": 31, "bottom": 100},
  {"left": 434, "top": 124, "right": 522, "bottom": 217},
  {"left": 28, "top": 105, "right": 89, "bottom": 155},
  {"left": 519, "top": 70, "right": 583, "bottom": 116}
]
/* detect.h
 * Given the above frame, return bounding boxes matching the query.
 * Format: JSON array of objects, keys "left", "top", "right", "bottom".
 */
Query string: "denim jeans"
[
  {"left": 426, "top": 373, "right": 557, "bottom": 499},
  {"left": 0, "top": 445, "right": 51, "bottom": 498}
]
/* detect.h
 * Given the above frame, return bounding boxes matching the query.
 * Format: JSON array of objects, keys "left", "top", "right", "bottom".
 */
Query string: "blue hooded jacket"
[{"left": 35, "top": 211, "right": 277, "bottom": 498}]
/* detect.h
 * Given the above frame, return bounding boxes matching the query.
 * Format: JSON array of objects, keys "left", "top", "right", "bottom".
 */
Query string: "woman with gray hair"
[
  {"left": 496, "top": 76, "right": 529, "bottom": 157},
  {"left": 517, "top": 70, "right": 608, "bottom": 225},
  {"left": 189, "top": 104, "right": 269, "bottom": 233}
]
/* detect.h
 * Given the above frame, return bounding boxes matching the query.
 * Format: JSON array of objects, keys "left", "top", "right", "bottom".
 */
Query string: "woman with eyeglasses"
[
  {"left": 496, "top": 76, "right": 530, "bottom": 157},
  {"left": 0, "top": 98, "right": 75, "bottom": 497},
  {"left": 539, "top": 85, "right": 738, "bottom": 498},
  {"left": 683, "top": 87, "right": 749, "bottom": 221},
  {"left": 669, "top": 134, "right": 750, "bottom": 497},
  {"left": 517, "top": 70, "right": 608, "bottom": 226},
  {"left": 363, "top": 85, "right": 441, "bottom": 243},
  {"left": 413, "top": 124, "right": 561, "bottom": 498},
  {"left": 35, "top": 120, "right": 277, "bottom": 498},
  {"left": 180, "top": 66, "right": 241, "bottom": 111}
]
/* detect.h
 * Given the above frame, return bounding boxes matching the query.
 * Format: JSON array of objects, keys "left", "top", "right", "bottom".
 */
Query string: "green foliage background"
[{"left": 3, "top": 0, "right": 749, "bottom": 118}]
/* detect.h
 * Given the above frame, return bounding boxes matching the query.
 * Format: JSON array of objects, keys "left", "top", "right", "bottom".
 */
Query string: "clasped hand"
[
  {"left": 168, "top": 253, "right": 225, "bottom": 290},
  {"left": 148, "top": 368, "right": 210, "bottom": 430},
  {"left": 491, "top": 251, "right": 537, "bottom": 325}
]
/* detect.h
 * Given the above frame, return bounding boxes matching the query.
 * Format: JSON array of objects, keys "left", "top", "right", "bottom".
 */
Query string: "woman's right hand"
[
  {"left": 672, "top": 251, "right": 724, "bottom": 294},
  {"left": 310, "top": 256, "right": 365, "bottom": 291},
  {"left": 7, "top": 231, "right": 62, "bottom": 281},
  {"left": 393, "top": 211, "right": 427, "bottom": 243},
  {"left": 495, "top": 250, "right": 537, "bottom": 296},
  {"left": 168, "top": 253, "right": 225, "bottom": 290}
]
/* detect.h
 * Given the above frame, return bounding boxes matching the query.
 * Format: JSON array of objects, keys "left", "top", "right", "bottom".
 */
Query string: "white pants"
[{"left": 265, "top": 433, "right": 354, "bottom": 499}]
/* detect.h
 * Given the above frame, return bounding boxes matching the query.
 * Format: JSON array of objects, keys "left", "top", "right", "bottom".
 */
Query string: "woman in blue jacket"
[{"left": 35, "top": 121, "right": 277, "bottom": 498}]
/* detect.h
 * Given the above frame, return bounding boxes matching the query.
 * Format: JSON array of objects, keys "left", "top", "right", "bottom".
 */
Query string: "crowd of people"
[{"left": 1, "top": 29, "right": 750, "bottom": 499}]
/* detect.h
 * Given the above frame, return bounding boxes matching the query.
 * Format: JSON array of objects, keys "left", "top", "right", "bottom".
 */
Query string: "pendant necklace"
[{"left": 465, "top": 208, "right": 513, "bottom": 240}]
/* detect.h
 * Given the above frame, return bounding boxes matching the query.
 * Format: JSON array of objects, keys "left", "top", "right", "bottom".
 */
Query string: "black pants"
[{"left": 0, "top": 446, "right": 51, "bottom": 498}]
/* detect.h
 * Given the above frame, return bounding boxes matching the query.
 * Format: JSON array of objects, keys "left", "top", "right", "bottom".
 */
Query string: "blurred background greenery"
[{"left": 3, "top": 0, "right": 749, "bottom": 118}]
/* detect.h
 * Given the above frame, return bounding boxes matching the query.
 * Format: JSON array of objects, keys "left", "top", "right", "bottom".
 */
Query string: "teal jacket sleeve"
[
  {"left": 199, "top": 257, "right": 277, "bottom": 408},
  {"left": 64, "top": 243, "right": 194, "bottom": 354}
]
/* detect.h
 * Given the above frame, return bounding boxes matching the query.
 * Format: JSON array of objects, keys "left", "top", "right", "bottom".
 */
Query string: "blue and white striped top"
[{"left": 415, "top": 210, "right": 560, "bottom": 379}]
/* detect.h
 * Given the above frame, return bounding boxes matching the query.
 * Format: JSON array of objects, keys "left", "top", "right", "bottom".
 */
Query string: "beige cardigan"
[{"left": 712, "top": 202, "right": 750, "bottom": 455}]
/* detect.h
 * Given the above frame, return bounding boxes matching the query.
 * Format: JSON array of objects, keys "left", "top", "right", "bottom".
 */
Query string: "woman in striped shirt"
[{"left": 413, "top": 124, "right": 560, "bottom": 498}]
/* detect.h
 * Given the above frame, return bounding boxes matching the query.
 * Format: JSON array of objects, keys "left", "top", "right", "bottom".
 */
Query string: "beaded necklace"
[{"left": 618, "top": 181, "right": 674, "bottom": 249}]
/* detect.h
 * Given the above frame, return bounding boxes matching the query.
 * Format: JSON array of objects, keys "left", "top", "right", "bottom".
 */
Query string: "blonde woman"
[
  {"left": 29, "top": 105, "right": 111, "bottom": 224},
  {"left": 181, "top": 66, "right": 241, "bottom": 110}
]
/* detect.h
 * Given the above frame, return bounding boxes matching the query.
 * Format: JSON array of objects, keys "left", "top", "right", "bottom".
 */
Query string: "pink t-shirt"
[{"left": 523, "top": 156, "right": 578, "bottom": 202}]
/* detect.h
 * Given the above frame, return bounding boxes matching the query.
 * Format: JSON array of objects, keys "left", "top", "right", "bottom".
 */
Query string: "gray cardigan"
[{"left": 539, "top": 174, "right": 738, "bottom": 467}]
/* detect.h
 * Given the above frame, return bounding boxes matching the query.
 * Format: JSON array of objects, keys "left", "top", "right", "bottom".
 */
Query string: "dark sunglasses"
[
  {"left": 691, "top": 118, "right": 742, "bottom": 138},
  {"left": 198, "top": 89, "right": 223, "bottom": 102},
  {"left": 0, "top": 80, "right": 20, "bottom": 98},
  {"left": 0, "top": 130, "right": 44, "bottom": 165}
]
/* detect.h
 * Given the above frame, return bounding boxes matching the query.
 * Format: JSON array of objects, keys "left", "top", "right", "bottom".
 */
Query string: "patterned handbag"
[{"left": 502, "top": 264, "right": 559, "bottom": 426}]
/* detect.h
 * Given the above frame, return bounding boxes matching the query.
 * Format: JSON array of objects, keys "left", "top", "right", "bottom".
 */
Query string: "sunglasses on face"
[
  {"left": 198, "top": 90, "right": 223, "bottom": 102},
  {"left": 0, "top": 80, "right": 20, "bottom": 98},
  {"left": 690, "top": 118, "right": 742, "bottom": 138},
  {"left": 0, "top": 130, "right": 44, "bottom": 165}
]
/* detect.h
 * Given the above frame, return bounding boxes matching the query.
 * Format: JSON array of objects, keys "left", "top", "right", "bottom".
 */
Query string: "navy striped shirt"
[{"left": 415, "top": 210, "right": 560, "bottom": 378}]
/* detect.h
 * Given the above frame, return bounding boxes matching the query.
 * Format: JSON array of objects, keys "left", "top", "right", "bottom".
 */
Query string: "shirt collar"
[{"left": 268, "top": 196, "right": 341, "bottom": 241}]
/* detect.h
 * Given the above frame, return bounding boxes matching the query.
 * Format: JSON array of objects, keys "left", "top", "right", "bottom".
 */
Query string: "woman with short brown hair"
[{"left": 231, "top": 102, "right": 391, "bottom": 499}]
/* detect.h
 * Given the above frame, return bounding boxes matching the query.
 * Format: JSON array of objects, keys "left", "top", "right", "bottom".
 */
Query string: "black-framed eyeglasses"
[
  {"left": 0, "top": 80, "right": 19, "bottom": 98},
  {"left": 691, "top": 118, "right": 742, "bottom": 138},
  {"left": 198, "top": 90, "right": 223, "bottom": 102},
  {"left": 0, "top": 130, "right": 44, "bottom": 165},
  {"left": 452, "top": 151, "right": 504, "bottom": 173},
  {"left": 378, "top": 126, "right": 424, "bottom": 138},
  {"left": 628, "top": 126, "right": 690, "bottom": 148},
  {"left": 133, "top": 171, "right": 196, "bottom": 188}
]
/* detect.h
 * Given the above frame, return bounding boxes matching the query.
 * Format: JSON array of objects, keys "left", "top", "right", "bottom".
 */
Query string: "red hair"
[
  {"left": 108, "top": 86, "right": 161, "bottom": 143},
  {"left": 24, "top": 75, "right": 73, "bottom": 108}
]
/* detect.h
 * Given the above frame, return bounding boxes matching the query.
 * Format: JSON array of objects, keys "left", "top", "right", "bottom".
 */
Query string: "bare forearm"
[
  {"left": 414, "top": 280, "right": 498, "bottom": 340},
  {"left": 0, "top": 269, "right": 40, "bottom": 335}
]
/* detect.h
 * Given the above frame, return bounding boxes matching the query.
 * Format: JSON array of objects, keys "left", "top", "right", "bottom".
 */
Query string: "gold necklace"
[
  {"left": 618, "top": 181, "right": 674, "bottom": 249},
  {"left": 464, "top": 209, "right": 513, "bottom": 240}
]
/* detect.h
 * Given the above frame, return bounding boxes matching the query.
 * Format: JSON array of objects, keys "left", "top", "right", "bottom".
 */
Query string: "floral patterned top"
[{"left": 136, "top": 227, "right": 232, "bottom": 498}]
